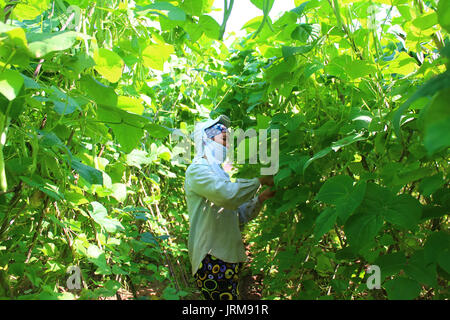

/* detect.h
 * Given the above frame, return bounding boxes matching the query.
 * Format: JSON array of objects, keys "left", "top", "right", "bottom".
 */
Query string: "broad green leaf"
[
  {"left": 424, "top": 231, "right": 450, "bottom": 265},
  {"left": 142, "top": 43, "right": 174, "bottom": 71},
  {"left": 313, "top": 207, "right": 337, "bottom": 239},
  {"left": 412, "top": 12, "right": 438, "bottom": 30},
  {"left": 0, "top": 69, "right": 24, "bottom": 101},
  {"left": 199, "top": 15, "right": 220, "bottom": 39},
  {"left": 111, "top": 183, "right": 127, "bottom": 203},
  {"left": 374, "top": 252, "right": 407, "bottom": 279},
  {"left": 282, "top": 45, "right": 315, "bottom": 59},
  {"left": 438, "top": 249, "right": 450, "bottom": 274},
  {"left": 382, "top": 194, "right": 422, "bottom": 230},
  {"left": 87, "top": 244, "right": 103, "bottom": 258},
  {"left": 242, "top": 16, "right": 264, "bottom": 31},
  {"left": 274, "top": 167, "right": 292, "bottom": 187},
  {"left": 418, "top": 173, "right": 445, "bottom": 197},
  {"left": 181, "top": 0, "right": 214, "bottom": 16},
  {"left": 422, "top": 88, "right": 450, "bottom": 155},
  {"left": 89, "top": 201, "right": 124, "bottom": 233},
  {"left": 70, "top": 158, "right": 103, "bottom": 185},
  {"left": 345, "top": 60, "right": 377, "bottom": 79},
  {"left": 27, "top": 31, "right": 80, "bottom": 58},
  {"left": 93, "top": 48, "right": 124, "bottom": 83},
  {"left": 80, "top": 76, "right": 118, "bottom": 107},
  {"left": 291, "top": 2, "right": 309, "bottom": 16},
  {"left": 392, "top": 71, "right": 450, "bottom": 140},
  {"left": 438, "top": 0, "right": 450, "bottom": 33},
  {"left": 110, "top": 123, "right": 144, "bottom": 154},
  {"left": 326, "top": 55, "right": 376, "bottom": 80},
  {"left": 316, "top": 176, "right": 367, "bottom": 223},
  {"left": 136, "top": 2, "right": 186, "bottom": 21},
  {"left": 117, "top": 96, "right": 144, "bottom": 115},
  {"left": 61, "top": 52, "right": 95, "bottom": 79},
  {"left": 250, "top": 0, "right": 275, "bottom": 11},
  {"left": 145, "top": 123, "right": 172, "bottom": 139},
  {"left": 344, "top": 210, "right": 383, "bottom": 252},
  {"left": 0, "top": 23, "right": 30, "bottom": 66},
  {"left": 303, "top": 146, "right": 332, "bottom": 173},
  {"left": 12, "top": 4, "right": 44, "bottom": 21},
  {"left": 389, "top": 52, "right": 418, "bottom": 75},
  {"left": 126, "top": 149, "right": 154, "bottom": 169},
  {"left": 315, "top": 175, "right": 354, "bottom": 204},
  {"left": 384, "top": 277, "right": 421, "bottom": 300},
  {"left": 315, "top": 254, "right": 334, "bottom": 275},
  {"left": 404, "top": 250, "right": 437, "bottom": 287},
  {"left": 303, "top": 133, "right": 366, "bottom": 173}
]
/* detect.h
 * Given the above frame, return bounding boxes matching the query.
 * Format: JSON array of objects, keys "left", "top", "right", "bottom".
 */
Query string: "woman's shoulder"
[{"left": 186, "top": 157, "right": 209, "bottom": 174}]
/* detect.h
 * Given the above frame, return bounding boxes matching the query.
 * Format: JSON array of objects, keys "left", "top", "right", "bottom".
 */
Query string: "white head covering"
[{"left": 192, "top": 115, "right": 231, "bottom": 166}]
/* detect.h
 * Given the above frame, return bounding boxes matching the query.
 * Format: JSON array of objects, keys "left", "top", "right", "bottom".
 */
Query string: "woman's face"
[{"left": 213, "top": 131, "right": 229, "bottom": 148}]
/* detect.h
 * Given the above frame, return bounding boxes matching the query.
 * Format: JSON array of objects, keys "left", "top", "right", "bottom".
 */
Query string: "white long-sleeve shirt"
[{"left": 184, "top": 157, "right": 263, "bottom": 276}]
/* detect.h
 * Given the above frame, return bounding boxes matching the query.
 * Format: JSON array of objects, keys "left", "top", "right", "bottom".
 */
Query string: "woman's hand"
[
  {"left": 258, "top": 175, "right": 274, "bottom": 186},
  {"left": 258, "top": 188, "right": 276, "bottom": 203}
]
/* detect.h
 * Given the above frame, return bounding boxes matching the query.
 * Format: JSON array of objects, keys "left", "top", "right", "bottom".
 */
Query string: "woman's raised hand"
[{"left": 258, "top": 175, "right": 274, "bottom": 187}]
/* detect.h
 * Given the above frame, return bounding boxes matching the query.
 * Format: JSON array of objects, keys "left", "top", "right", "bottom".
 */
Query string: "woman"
[{"left": 184, "top": 115, "right": 275, "bottom": 300}]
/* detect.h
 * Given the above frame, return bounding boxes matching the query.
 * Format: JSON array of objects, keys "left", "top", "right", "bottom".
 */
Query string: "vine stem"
[
  {"left": 25, "top": 197, "right": 50, "bottom": 263},
  {"left": 219, "top": 0, "right": 234, "bottom": 41}
]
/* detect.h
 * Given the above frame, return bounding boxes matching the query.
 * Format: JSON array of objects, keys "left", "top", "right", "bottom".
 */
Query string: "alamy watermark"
[
  {"left": 66, "top": 265, "right": 81, "bottom": 290},
  {"left": 366, "top": 265, "right": 381, "bottom": 290},
  {"left": 171, "top": 126, "right": 280, "bottom": 175}
]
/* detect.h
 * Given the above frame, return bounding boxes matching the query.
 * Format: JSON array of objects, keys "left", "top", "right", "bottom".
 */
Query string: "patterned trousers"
[{"left": 194, "top": 254, "right": 242, "bottom": 300}]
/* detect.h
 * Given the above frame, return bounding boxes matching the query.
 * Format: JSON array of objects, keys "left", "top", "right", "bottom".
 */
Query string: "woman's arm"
[{"left": 185, "top": 163, "right": 261, "bottom": 210}]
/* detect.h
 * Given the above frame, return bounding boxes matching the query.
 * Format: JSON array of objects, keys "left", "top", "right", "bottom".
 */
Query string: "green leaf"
[
  {"left": 424, "top": 231, "right": 450, "bottom": 265},
  {"left": 437, "top": 0, "right": 450, "bottom": 33},
  {"left": 274, "top": 167, "right": 292, "bottom": 187},
  {"left": 315, "top": 175, "right": 354, "bottom": 204},
  {"left": 282, "top": 44, "right": 315, "bottom": 58},
  {"left": 438, "top": 249, "right": 450, "bottom": 274},
  {"left": 117, "top": 96, "right": 144, "bottom": 115},
  {"left": 126, "top": 149, "right": 155, "bottom": 169},
  {"left": 93, "top": 48, "right": 124, "bottom": 83},
  {"left": 87, "top": 245, "right": 111, "bottom": 275},
  {"left": 418, "top": 173, "right": 445, "bottom": 197},
  {"left": 27, "top": 31, "right": 80, "bottom": 58},
  {"left": 142, "top": 43, "right": 174, "bottom": 71},
  {"left": 0, "top": 23, "right": 30, "bottom": 67},
  {"left": 393, "top": 71, "right": 450, "bottom": 140},
  {"left": 70, "top": 158, "right": 103, "bottom": 185},
  {"left": 422, "top": 88, "right": 450, "bottom": 155},
  {"left": 250, "top": 0, "right": 275, "bottom": 11},
  {"left": 110, "top": 123, "right": 144, "bottom": 154},
  {"left": 389, "top": 52, "right": 418, "bottom": 75},
  {"left": 374, "top": 252, "right": 407, "bottom": 279},
  {"left": 313, "top": 207, "right": 337, "bottom": 239},
  {"left": 136, "top": 2, "right": 186, "bottom": 21},
  {"left": 326, "top": 55, "right": 376, "bottom": 80},
  {"left": 384, "top": 277, "right": 421, "bottom": 300},
  {"left": 412, "top": 12, "right": 438, "bottom": 30},
  {"left": 303, "top": 132, "right": 366, "bottom": 173},
  {"left": 89, "top": 201, "right": 124, "bottom": 233},
  {"left": 181, "top": 0, "right": 214, "bottom": 16},
  {"left": 0, "top": 69, "right": 24, "bottom": 101},
  {"left": 404, "top": 250, "right": 437, "bottom": 287},
  {"left": 382, "top": 194, "right": 422, "bottom": 230},
  {"left": 291, "top": 2, "right": 309, "bottom": 16},
  {"left": 344, "top": 210, "right": 383, "bottom": 253},
  {"left": 199, "top": 15, "right": 220, "bottom": 39},
  {"left": 316, "top": 176, "right": 367, "bottom": 223},
  {"left": 80, "top": 76, "right": 118, "bottom": 107},
  {"left": 111, "top": 183, "right": 127, "bottom": 203}
]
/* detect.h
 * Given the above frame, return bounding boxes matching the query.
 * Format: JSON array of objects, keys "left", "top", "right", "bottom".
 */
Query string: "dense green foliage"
[{"left": 0, "top": 0, "right": 448, "bottom": 300}]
